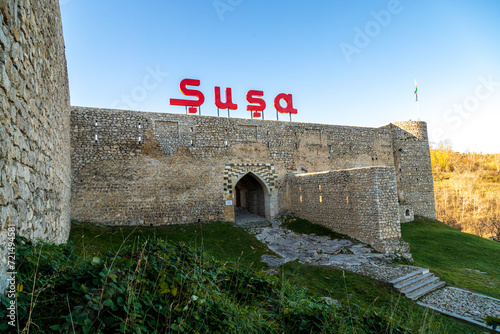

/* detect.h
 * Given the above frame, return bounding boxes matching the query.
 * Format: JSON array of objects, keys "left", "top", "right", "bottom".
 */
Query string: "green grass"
[
  {"left": 401, "top": 216, "right": 500, "bottom": 299},
  {"left": 4, "top": 218, "right": 493, "bottom": 333},
  {"left": 279, "top": 262, "right": 485, "bottom": 333},
  {"left": 69, "top": 221, "right": 275, "bottom": 270},
  {"left": 66, "top": 219, "right": 491, "bottom": 333},
  {"left": 280, "top": 262, "right": 397, "bottom": 306},
  {"left": 5, "top": 236, "right": 285, "bottom": 333}
]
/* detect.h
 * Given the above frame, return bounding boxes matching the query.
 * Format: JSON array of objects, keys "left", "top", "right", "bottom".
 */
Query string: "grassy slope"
[
  {"left": 279, "top": 262, "right": 483, "bottom": 333},
  {"left": 401, "top": 216, "right": 500, "bottom": 299},
  {"left": 69, "top": 221, "right": 274, "bottom": 270},
  {"left": 69, "top": 220, "right": 486, "bottom": 333},
  {"left": 278, "top": 217, "right": 485, "bottom": 333}
]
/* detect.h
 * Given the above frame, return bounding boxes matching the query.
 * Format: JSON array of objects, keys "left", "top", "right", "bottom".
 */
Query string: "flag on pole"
[{"left": 414, "top": 80, "right": 418, "bottom": 102}]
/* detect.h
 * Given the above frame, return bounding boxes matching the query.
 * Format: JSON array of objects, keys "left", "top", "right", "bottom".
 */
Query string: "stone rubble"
[{"left": 237, "top": 216, "right": 416, "bottom": 281}]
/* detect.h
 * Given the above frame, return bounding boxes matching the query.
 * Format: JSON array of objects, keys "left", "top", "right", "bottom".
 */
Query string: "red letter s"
[
  {"left": 246, "top": 90, "right": 266, "bottom": 118},
  {"left": 169, "top": 79, "right": 205, "bottom": 107}
]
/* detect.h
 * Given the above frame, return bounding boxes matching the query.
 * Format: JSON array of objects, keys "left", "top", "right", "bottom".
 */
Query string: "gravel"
[{"left": 419, "top": 287, "right": 500, "bottom": 329}]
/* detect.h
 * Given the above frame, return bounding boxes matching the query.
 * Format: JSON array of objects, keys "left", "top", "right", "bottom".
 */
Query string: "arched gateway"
[
  {"left": 235, "top": 172, "right": 268, "bottom": 217},
  {"left": 223, "top": 164, "right": 279, "bottom": 222}
]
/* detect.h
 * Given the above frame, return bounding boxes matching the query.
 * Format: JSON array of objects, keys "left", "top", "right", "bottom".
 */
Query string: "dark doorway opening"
[{"left": 234, "top": 173, "right": 266, "bottom": 217}]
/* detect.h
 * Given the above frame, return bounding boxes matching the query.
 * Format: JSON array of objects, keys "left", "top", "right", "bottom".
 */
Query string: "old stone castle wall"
[
  {"left": 0, "top": 0, "right": 71, "bottom": 292},
  {"left": 70, "top": 106, "right": 435, "bottom": 253},
  {"left": 282, "top": 167, "right": 407, "bottom": 253},
  {"left": 70, "top": 106, "right": 395, "bottom": 224}
]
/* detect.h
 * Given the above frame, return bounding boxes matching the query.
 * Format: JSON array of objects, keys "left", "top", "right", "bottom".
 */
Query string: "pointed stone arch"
[
  {"left": 235, "top": 173, "right": 267, "bottom": 217},
  {"left": 223, "top": 163, "right": 279, "bottom": 222},
  {"left": 235, "top": 171, "right": 271, "bottom": 195}
]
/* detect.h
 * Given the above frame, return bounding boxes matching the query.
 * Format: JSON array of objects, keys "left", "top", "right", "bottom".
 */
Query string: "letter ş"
[
  {"left": 246, "top": 90, "right": 266, "bottom": 118},
  {"left": 169, "top": 79, "right": 205, "bottom": 114}
]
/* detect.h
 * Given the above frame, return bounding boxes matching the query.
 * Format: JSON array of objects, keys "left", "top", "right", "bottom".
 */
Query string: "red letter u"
[{"left": 214, "top": 87, "right": 238, "bottom": 110}]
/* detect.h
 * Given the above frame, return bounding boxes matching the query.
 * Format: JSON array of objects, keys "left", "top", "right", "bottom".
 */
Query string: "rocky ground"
[{"left": 238, "top": 217, "right": 417, "bottom": 281}]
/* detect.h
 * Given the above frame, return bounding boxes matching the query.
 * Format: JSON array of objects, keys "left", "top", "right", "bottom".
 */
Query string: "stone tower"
[
  {"left": 391, "top": 121, "right": 436, "bottom": 219},
  {"left": 0, "top": 0, "right": 71, "bottom": 293}
]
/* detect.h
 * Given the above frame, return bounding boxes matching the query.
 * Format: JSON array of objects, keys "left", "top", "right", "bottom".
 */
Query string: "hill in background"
[{"left": 431, "top": 146, "right": 500, "bottom": 240}]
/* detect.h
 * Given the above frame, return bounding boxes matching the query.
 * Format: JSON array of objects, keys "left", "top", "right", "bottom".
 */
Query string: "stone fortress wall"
[
  {"left": 70, "top": 106, "right": 436, "bottom": 253},
  {"left": 282, "top": 167, "right": 406, "bottom": 253},
  {"left": 0, "top": 0, "right": 71, "bottom": 292}
]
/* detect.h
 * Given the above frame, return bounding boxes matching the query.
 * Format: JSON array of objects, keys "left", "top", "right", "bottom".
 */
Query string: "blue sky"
[{"left": 60, "top": 0, "right": 500, "bottom": 153}]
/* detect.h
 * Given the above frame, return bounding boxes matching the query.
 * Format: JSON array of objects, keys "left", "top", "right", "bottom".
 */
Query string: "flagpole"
[{"left": 414, "top": 80, "right": 421, "bottom": 120}]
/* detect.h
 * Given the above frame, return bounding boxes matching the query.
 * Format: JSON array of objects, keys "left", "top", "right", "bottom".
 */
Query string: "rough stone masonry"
[
  {"left": 0, "top": 0, "right": 71, "bottom": 293},
  {"left": 70, "top": 107, "right": 436, "bottom": 255}
]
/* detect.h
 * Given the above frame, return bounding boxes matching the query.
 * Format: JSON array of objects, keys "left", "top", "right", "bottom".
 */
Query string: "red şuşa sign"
[{"left": 169, "top": 78, "right": 297, "bottom": 118}]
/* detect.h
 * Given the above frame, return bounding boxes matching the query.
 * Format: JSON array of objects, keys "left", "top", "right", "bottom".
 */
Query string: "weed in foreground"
[
  {"left": 0, "top": 220, "right": 489, "bottom": 333},
  {"left": 0, "top": 235, "right": 435, "bottom": 333}
]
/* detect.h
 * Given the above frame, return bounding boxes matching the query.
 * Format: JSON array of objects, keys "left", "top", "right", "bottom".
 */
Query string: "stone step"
[
  {"left": 389, "top": 268, "right": 445, "bottom": 300},
  {"left": 403, "top": 275, "right": 440, "bottom": 295},
  {"left": 389, "top": 268, "right": 429, "bottom": 286},
  {"left": 395, "top": 272, "right": 434, "bottom": 291},
  {"left": 406, "top": 280, "right": 446, "bottom": 300}
]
